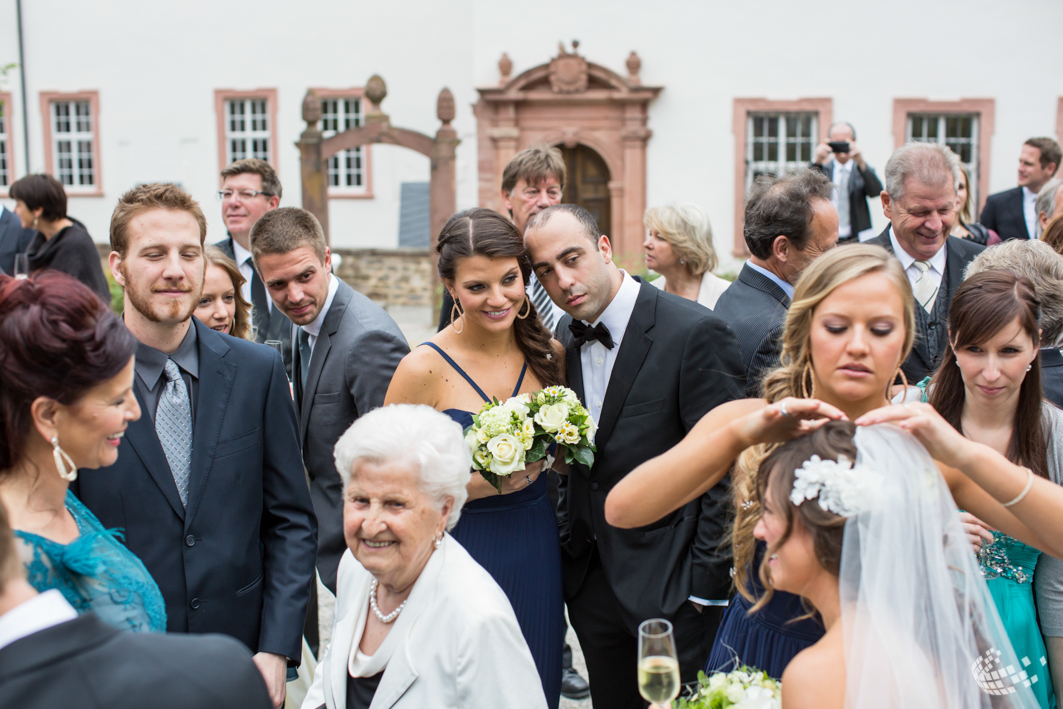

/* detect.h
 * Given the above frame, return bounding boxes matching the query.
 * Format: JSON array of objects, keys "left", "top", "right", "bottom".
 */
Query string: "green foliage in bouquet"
[
  {"left": 676, "top": 668, "right": 781, "bottom": 709},
  {"left": 464, "top": 395, "right": 541, "bottom": 494},
  {"left": 527, "top": 386, "right": 597, "bottom": 468}
]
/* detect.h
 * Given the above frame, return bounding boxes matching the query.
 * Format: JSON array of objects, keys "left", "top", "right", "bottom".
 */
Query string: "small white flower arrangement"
[
  {"left": 677, "top": 668, "right": 781, "bottom": 709},
  {"left": 464, "top": 386, "right": 596, "bottom": 492},
  {"left": 790, "top": 454, "right": 880, "bottom": 518}
]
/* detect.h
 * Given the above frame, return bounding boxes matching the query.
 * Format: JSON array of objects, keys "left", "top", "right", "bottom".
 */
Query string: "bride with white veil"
[{"left": 754, "top": 420, "right": 1040, "bottom": 709}]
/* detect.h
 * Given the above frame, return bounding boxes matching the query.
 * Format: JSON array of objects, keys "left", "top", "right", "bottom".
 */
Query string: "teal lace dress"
[{"left": 14, "top": 491, "right": 166, "bottom": 633}]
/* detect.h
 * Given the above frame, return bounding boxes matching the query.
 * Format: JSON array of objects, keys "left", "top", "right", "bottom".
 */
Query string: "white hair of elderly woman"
[{"left": 333, "top": 404, "right": 471, "bottom": 530}]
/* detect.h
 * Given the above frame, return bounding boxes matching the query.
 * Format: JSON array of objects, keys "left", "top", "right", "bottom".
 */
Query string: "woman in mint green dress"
[
  {"left": 922, "top": 271, "right": 1056, "bottom": 708},
  {"left": 0, "top": 271, "right": 165, "bottom": 633}
]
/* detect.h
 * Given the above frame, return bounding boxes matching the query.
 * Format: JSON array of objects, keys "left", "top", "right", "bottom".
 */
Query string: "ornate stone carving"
[
  {"left": 498, "top": 53, "right": 513, "bottom": 85},
  {"left": 365, "top": 75, "right": 387, "bottom": 107},
  {"left": 549, "top": 41, "right": 588, "bottom": 94},
  {"left": 626, "top": 52, "right": 642, "bottom": 85},
  {"left": 436, "top": 88, "right": 455, "bottom": 125},
  {"left": 302, "top": 89, "right": 321, "bottom": 124}
]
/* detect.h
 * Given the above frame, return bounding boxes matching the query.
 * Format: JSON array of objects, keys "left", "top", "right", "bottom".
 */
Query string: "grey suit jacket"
[
  {"left": 0, "top": 206, "right": 33, "bottom": 275},
  {"left": 293, "top": 278, "right": 410, "bottom": 592},
  {"left": 713, "top": 264, "right": 791, "bottom": 397}
]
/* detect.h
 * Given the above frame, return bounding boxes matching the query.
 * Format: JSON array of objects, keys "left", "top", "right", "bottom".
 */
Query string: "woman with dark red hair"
[{"left": 0, "top": 271, "right": 165, "bottom": 632}]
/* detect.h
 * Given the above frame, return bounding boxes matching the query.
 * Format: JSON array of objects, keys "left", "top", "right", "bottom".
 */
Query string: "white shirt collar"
[
  {"left": 586, "top": 270, "right": 640, "bottom": 338},
  {"left": 745, "top": 261, "right": 795, "bottom": 299},
  {"left": 0, "top": 589, "right": 78, "bottom": 652},
  {"left": 1023, "top": 186, "right": 1038, "bottom": 203},
  {"left": 833, "top": 157, "right": 854, "bottom": 174},
  {"left": 231, "top": 238, "right": 253, "bottom": 267},
  {"left": 888, "top": 225, "right": 947, "bottom": 274},
  {"left": 301, "top": 273, "right": 339, "bottom": 341}
]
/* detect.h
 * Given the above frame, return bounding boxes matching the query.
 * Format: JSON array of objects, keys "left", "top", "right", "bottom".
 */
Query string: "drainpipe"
[{"left": 16, "top": 0, "right": 30, "bottom": 174}]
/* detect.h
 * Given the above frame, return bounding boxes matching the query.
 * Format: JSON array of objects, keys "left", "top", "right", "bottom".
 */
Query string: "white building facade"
[{"left": 1, "top": 0, "right": 1061, "bottom": 270}]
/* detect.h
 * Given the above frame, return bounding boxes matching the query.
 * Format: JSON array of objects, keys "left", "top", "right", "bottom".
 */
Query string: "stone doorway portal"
[{"left": 559, "top": 144, "right": 611, "bottom": 237}]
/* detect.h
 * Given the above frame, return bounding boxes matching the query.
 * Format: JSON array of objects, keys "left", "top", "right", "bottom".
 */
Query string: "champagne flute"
[
  {"left": 638, "top": 618, "right": 680, "bottom": 707},
  {"left": 264, "top": 339, "right": 293, "bottom": 398},
  {"left": 14, "top": 253, "right": 29, "bottom": 279}
]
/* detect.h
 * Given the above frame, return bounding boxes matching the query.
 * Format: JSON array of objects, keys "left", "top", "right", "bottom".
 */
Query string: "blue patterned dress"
[{"left": 15, "top": 490, "right": 166, "bottom": 633}]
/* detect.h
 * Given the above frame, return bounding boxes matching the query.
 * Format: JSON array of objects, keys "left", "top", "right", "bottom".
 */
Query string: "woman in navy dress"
[{"left": 386, "top": 208, "right": 566, "bottom": 708}]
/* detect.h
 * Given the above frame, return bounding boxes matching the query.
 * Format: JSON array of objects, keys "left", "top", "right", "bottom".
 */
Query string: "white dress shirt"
[
  {"left": 299, "top": 273, "right": 340, "bottom": 352},
  {"left": 578, "top": 272, "right": 641, "bottom": 429},
  {"left": 745, "top": 261, "right": 795, "bottom": 299},
  {"left": 1024, "top": 186, "right": 1038, "bottom": 240},
  {"left": 830, "top": 158, "right": 855, "bottom": 238},
  {"left": 888, "top": 225, "right": 946, "bottom": 295},
  {"left": 231, "top": 239, "right": 270, "bottom": 313},
  {"left": 0, "top": 589, "right": 79, "bottom": 652}
]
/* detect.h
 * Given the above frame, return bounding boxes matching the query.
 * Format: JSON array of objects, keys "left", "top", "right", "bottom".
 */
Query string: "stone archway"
[{"left": 475, "top": 44, "right": 661, "bottom": 257}]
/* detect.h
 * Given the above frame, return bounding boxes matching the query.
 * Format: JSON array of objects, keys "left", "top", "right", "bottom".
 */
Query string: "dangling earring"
[
  {"left": 33, "top": 216, "right": 39, "bottom": 229},
  {"left": 450, "top": 297, "right": 464, "bottom": 334},
  {"left": 800, "top": 361, "right": 816, "bottom": 399},
  {"left": 52, "top": 436, "right": 77, "bottom": 482},
  {"left": 434, "top": 532, "right": 443, "bottom": 549},
  {"left": 516, "top": 296, "right": 531, "bottom": 320}
]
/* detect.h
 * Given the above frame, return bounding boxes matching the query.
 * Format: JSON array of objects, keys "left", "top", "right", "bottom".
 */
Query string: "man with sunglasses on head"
[{"left": 215, "top": 159, "right": 294, "bottom": 378}]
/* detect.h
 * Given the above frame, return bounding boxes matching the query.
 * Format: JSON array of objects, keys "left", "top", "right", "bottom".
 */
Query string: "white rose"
[
  {"left": 708, "top": 673, "right": 727, "bottom": 689},
  {"left": 536, "top": 391, "right": 547, "bottom": 405},
  {"left": 486, "top": 434, "right": 527, "bottom": 476},
  {"left": 535, "top": 403, "right": 570, "bottom": 432},
  {"left": 477, "top": 427, "right": 490, "bottom": 444},
  {"left": 473, "top": 449, "right": 489, "bottom": 470},
  {"left": 726, "top": 682, "right": 746, "bottom": 703},
  {"left": 501, "top": 395, "right": 530, "bottom": 418},
  {"left": 559, "top": 421, "right": 581, "bottom": 445},
  {"left": 583, "top": 415, "right": 597, "bottom": 442},
  {"left": 465, "top": 429, "right": 480, "bottom": 453}
]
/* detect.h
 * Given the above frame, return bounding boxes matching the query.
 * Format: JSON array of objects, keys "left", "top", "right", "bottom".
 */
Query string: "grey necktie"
[
  {"left": 912, "top": 260, "right": 938, "bottom": 313},
  {"left": 836, "top": 165, "right": 851, "bottom": 235},
  {"left": 157, "top": 359, "right": 192, "bottom": 506},
  {"left": 298, "top": 328, "right": 312, "bottom": 390},
  {"left": 530, "top": 278, "right": 555, "bottom": 332}
]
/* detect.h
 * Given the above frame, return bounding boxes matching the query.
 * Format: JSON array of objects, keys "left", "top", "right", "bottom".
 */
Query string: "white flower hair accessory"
[{"left": 790, "top": 454, "right": 880, "bottom": 517}]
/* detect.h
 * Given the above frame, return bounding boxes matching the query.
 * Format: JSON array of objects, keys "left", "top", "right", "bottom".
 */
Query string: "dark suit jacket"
[
  {"left": 1041, "top": 349, "right": 1063, "bottom": 410},
  {"left": 810, "top": 160, "right": 884, "bottom": 239},
  {"left": 980, "top": 186, "right": 1031, "bottom": 241},
  {"left": 73, "top": 318, "right": 317, "bottom": 663},
  {"left": 0, "top": 612, "right": 271, "bottom": 709},
  {"left": 0, "top": 206, "right": 33, "bottom": 275},
  {"left": 216, "top": 236, "right": 294, "bottom": 379},
  {"left": 557, "top": 281, "right": 745, "bottom": 630},
  {"left": 293, "top": 279, "right": 410, "bottom": 593},
  {"left": 713, "top": 264, "right": 791, "bottom": 397},
  {"left": 865, "top": 227, "right": 984, "bottom": 382}
]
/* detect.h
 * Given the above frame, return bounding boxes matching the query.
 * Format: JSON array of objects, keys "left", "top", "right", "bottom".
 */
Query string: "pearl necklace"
[{"left": 369, "top": 579, "right": 407, "bottom": 624}]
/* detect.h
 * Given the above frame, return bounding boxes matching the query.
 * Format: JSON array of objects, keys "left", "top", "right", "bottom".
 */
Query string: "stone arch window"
[{"left": 476, "top": 45, "right": 660, "bottom": 257}]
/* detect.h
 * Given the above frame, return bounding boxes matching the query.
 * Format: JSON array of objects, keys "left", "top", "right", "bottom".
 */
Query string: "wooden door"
[{"left": 559, "top": 144, "right": 611, "bottom": 237}]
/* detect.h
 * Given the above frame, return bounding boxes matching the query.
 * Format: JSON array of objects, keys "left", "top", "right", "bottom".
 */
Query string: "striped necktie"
[
  {"left": 530, "top": 277, "right": 555, "bottom": 332},
  {"left": 912, "top": 260, "right": 938, "bottom": 313}
]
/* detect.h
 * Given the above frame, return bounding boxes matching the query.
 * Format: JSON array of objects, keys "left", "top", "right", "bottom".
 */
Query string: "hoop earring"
[
  {"left": 516, "top": 296, "right": 531, "bottom": 320},
  {"left": 888, "top": 366, "right": 909, "bottom": 402},
  {"left": 450, "top": 299, "right": 464, "bottom": 334},
  {"left": 800, "top": 361, "right": 816, "bottom": 399},
  {"left": 52, "top": 436, "right": 77, "bottom": 482}
]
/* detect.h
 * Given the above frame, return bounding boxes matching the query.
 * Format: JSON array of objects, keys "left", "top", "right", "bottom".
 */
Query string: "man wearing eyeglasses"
[{"left": 215, "top": 158, "right": 294, "bottom": 379}]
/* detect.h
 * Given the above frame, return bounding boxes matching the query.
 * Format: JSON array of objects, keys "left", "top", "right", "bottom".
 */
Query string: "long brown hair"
[
  {"left": 928, "top": 270, "right": 1047, "bottom": 478},
  {"left": 436, "top": 208, "right": 563, "bottom": 388},
  {"left": 202, "top": 245, "right": 253, "bottom": 341}
]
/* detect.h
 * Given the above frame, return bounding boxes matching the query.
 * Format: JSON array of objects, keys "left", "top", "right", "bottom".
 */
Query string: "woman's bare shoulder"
[
  {"left": 781, "top": 635, "right": 845, "bottom": 709},
  {"left": 385, "top": 344, "right": 446, "bottom": 405}
]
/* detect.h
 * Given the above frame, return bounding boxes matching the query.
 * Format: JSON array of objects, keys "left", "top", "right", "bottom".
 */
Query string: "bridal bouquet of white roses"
[
  {"left": 464, "top": 386, "right": 597, "bottom": 493},
  {"left": 675, "top": 668, "right": 781, "bottom": 709}
]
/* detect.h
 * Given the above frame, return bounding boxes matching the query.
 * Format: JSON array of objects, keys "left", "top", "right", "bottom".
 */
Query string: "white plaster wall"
[{"left": 4, "top": 0, "right": 1063, "bottom": 266}]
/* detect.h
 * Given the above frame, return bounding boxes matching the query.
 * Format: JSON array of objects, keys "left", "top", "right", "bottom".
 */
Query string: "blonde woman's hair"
[
  {"left": 202, "top": 245, "right": 253, "bottom": 341},
  {"left": 732, "top": 244, "right": 915, "bottom": 601},
  {"left": 643, "top": 203, "right": 718, "bottom": 275}
]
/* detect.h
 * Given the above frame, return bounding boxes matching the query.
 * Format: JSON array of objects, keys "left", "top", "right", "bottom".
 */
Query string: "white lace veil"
[{"left": 840, "top": 424, "right": 1040, "bottom": 709}]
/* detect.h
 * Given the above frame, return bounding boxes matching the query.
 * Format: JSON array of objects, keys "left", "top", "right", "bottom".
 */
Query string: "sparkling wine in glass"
[
  {"left": 14, "top": 253, "right": 29, "bottom": 279},
  {"left": 638, "top": 618, "right": 680, "bottom": 706}
]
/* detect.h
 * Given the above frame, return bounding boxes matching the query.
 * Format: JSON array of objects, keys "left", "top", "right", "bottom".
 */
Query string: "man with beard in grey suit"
[{"left": 253, "top": 208, "right": 409, "bottom": 597}]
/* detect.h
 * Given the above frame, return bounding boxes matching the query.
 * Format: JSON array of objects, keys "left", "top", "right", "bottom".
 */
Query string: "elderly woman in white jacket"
[
  {"left": 644, "top": 203, "right": 730, "bottom": 309},
  {"left": 302, "top": 404, "right": 547, "bottom": 709}
]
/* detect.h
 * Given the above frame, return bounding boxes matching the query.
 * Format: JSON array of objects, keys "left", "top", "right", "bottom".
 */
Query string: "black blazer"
[
  {"left": 713, "top": 264, "right": 791, "bottom": 397},
  {"left": 810, "top": 161, "right": 884, "bottom": 239},
  {"left": 1041, "top": 349, "right": 1063, "bottom": 410},
  {"left": 25, "top": 219, "right": 111, "bottom": 303},
  {"left": 0, "top": 206, "right": 33, "bottom": 275},
  {"left": 73, "top": 318, "right": 317, "bottom": 663},
  {"left": 0, "top": 613, "right": 271, "bottom": 709},
  {"left": 293, "top": 279, "right": 409, "bottom": 592},
  {"left": 557, "top": 281, "right": 745, "bottom": 630},
  {"left": 980, "top": 186, "right": 1031, "bottom": 241},
  {"left": 865, "top": 227, "right": 984, "bottom": 382},
  {"left": 215, "top": 236, "right": 294, "bottom": 379}
]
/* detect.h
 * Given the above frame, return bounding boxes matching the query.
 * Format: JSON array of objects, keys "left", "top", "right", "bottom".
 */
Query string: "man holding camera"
[{"left": 812, "top": 122, "right": 883, "bottom": 243}]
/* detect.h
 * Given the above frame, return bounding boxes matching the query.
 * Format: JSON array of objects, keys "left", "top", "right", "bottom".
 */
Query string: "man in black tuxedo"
[
  {"left": 715, "top": 169, "right": 838, "bottom": 397},
  {"left": 866, "top": 142, "right": 984, "bottom": 383},
  {"left": 981, "top": 137, "right": 1061, "bottom": 241},
  {"left": 811, "top": 121, "right": 883, "bottom": 242},
  {"left": 525, "top": 204, "right": 745, "bottom": 709},
  {"left": 214, "top": 158, "right": 294, "bottom": 378},
  {"left": 253, "top": 207, "right": 409, "bottom": 594},
  {"left": 74, "top": 183, "right": 316, "bottom": 709},
  {"left": 0, "top": 502, "right": 272, "bottom": 709},
  {"left": 0, "top": 202, "right": 33, "bottom": 275}
]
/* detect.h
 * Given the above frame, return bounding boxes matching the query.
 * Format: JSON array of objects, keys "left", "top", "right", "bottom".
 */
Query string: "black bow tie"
[{"left": 569, "top": 320, "right": 614, "bottom": 350}]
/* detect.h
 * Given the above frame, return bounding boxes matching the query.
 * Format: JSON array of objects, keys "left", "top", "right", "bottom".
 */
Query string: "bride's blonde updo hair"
[{"left": 733, "top": 244, "right": 915, "bottom": 601}]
